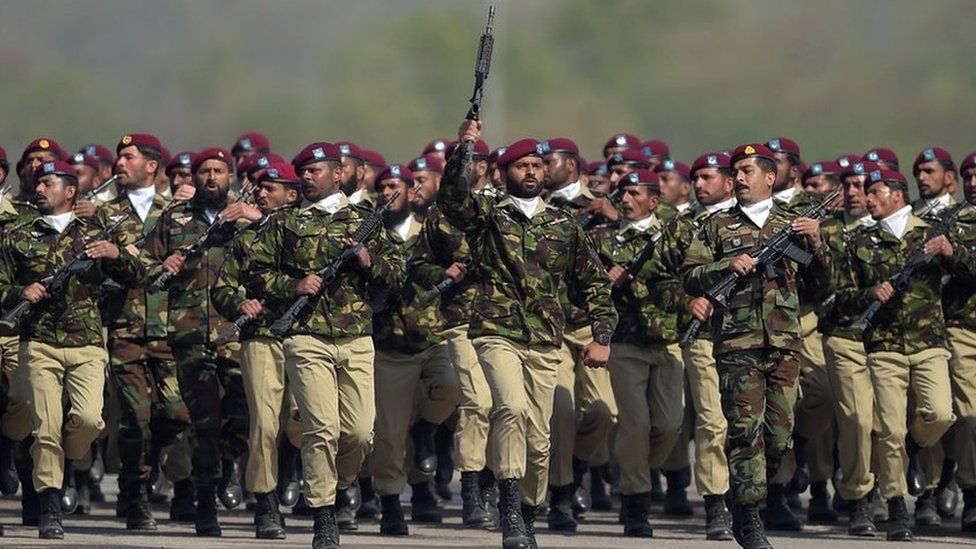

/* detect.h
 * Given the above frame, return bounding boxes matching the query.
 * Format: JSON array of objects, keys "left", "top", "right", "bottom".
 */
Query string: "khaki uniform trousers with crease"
[
  {"left": 681, "top": 337, "right": 729, "bottom": 496},
  {"left": 285, "top": 334, "right": 375, "bottom": 508},
  {"left": 868, "top": 347, "right": 955, "bottom": 499},
  {"left": 443, "top": 324, "right": 493, "bottom": 473},
  {"left": 1, "top": 335, "right": 30, "bottom": 441},
  {"left": 794, "top": 313, "right": 836, "bottom": 484},
  {"left": 948, "top": 326, "right": 976, "bottom": 490},
  {"left": 823, "top": 334, "right": 875, "bottom": 501},
  {"left": 474, "top": 335, "right": 561, "bottom": 506},
  {"left": 609, "top": 342, "right": 685, "bottom": 496},
  {"left": 373, "top": 343, "right": 461, "bottom": 496},
  {"left": 24, "top": 341, "right": 107, "bottom": 491}
]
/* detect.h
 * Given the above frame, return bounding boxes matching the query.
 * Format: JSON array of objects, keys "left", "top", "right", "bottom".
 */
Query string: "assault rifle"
[
  {"left": 84, "top": 174, "right": 120, "bottom": 201},
  {"left": 456, "top": 6, "right": 495, "bottom": 189},
  {"left": 621, "top": 211, "right": 685, "bottom": 278},
  {"left": 416, "top": 257, "right": 475, "bottom": 308}
]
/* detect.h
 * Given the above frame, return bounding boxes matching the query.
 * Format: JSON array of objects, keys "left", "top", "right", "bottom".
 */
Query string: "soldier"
[
  {"left": 589, "top": 169, "right": 687, "bottom": 537},
  {"left": 912, "top": 147, "right": 958, "bottom": 220},
  {"left": 143, "top": 146, "right": 253, "bottom": 536},
  {"left": 16, "top": 138, "right": 66, "bottom": 202},
  {"left": 0, "top": 159, "right": 144, "bottom": 538},
  {"left": 441, "top": 121, "right": 617, "bottom": 549},
  {"left": 656, "top": 159, "right": 692, "bottom": 214},
  {"left": 165, "top": 151, "right": 197, "bottom": 201},
  {"left": 864, "top": 148, "right": 900, "bottom": 171},
  {"left": 422, "top": 139, "right": 453, "bottom": 163},
  {"left": 765, "top": 137, "right": 803, "bottom": 205},
  {"left": 640, "top": 140, "right": 671, "bottom": 171},
  {"left": 586, "top": 161, "right": 611, "bottom": 196},
  {"left": 581, "top": 149, "right": 648, "bottom": 229},
  {"left": 835, "top": 167, "right": 958, "bottom": 541},
  {"left": 602, "top": 133, "right": 641, "bottom": 159},
  {"left": 362, "top": 149, "right": 387, "bottom": 196},
  {"left": 408, "top": 154, "right": 443, "bottom": 218},
  {"left": 78, "top": 143, "right": 116, "bottom": 183},
  {"left": 336, "top": 141, "right": 373, "bottom": 209},
  {"left": 231, "top": 131, "right": 272, "bottom": 177},
  {"left": 682, "top": 143, "right": 829, "bottom": 549},
  {"left": 246, "top": 141, "right": 404, "bottom": 549}
]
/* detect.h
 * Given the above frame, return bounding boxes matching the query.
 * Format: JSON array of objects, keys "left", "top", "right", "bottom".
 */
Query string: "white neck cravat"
[
  {"left": 626, "top": 213, "right": 656, "bottom": 233},
  {"left": 773, "top": 186, "right": 797, "bottom": 204},
  {"left": 740, "top": 198, "right": 774, "bottom": 228},
  {"left": 705, "top": 197, "right": 737, "bottom": 214},
  {"left": 43, "top": 212, "right": 74, "bottom": 234},
  {"left": 879, "top": 205, "right": 913, "bottom": 240},
  {"left": 674, "top": 201, "right": 691, "bottom": 213},
  {"left": 858, "top": 213, "right": 877, "bottom": 228},
  {"left": 549, "top": 180, "right": 581, "bottom": 203},
  {"left": 348, "top": 188, "right": 366, "bottom": 205},
  {"left": 127, "top": 185, "right": 156, "bottom": 222},
  {"left": 312, "top": 192, "right": 345, "bottom": 215},
  {"left": 510, "top": 195, "right": 542, "bottom": 219},
  {"left": 924, "top": 193, "right": 952, "bottom": 214},
  {"left": 392, "top": 214, "right": 414, "bottom": 242}
]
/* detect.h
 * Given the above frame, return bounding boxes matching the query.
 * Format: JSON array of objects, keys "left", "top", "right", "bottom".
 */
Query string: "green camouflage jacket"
[
  {"left": 816, "top": 210, "right": 873, "bottom": 340},
  {"left": 437, "top": 156, "right": 617, "bottom": 347},
  {"left": 939, "top": 205, "right": 976, "bottom": 331},
  {"left": 681, "top": 201, "right": 831, "bottom": 355},
  {"left": 0, "top": 194, "right": 38, "bottom": 337},
  {"left": 142, "top": 198, "right": 241, "bottom": 348},
  {"left": 98, "top": 189, "right": 172, "bottom": 340},
  {"left": 913, "top": 194, "right": 959, "bottom": 223},
  {"left": 836, "top": 213, "right": 953, "bottom": 354},
  {"left": 413, "top": 204, "right": 478, "bottom": 330},
  {"left": 246, "top": 194, "right": 404, "bottom": 339},
  {"left": 0, "top": 211, "right": 144, "bottom": 347}
]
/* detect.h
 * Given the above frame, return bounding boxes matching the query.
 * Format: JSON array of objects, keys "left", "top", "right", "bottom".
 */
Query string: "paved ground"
[{"left": 1, "top": 477, "right": 974, "bottom": 548}]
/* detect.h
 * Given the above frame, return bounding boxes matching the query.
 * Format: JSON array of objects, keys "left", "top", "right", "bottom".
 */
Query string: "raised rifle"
[
  {"left": 268, "top": 190, "right": 399, "bottom": 338},
  {"left": 456, "top": 6, "right": 495, "bottom": 189},
  {"left": 679, "top": 186, "right": 841, "bottom": 348},
  {"left": 0, "top": 216, "right": 127, "bottom": 330}
]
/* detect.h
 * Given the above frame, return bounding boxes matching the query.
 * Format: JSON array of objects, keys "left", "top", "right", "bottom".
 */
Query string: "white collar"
[
  {"left": 740, "top": 198, "right": 774, "bottom": 228},
  {"left": 673, "top": 201, "right": 691, "bottom": 213},
  {"left": 625, "top": 213, "right": 657, "bottom": 233},
  {"left": 127, "top": 184, "right": 156, "bottom": 222},
  {"left": 773, "top": 186, "right": 797, "bottom": 204},
  {"left": 510, "top": 195, "right": 542, "bottom": 219},
  {"left": 312, "top": 192, "right": 346, "bottom": 215},
  {"left": 43, "top": 211, "right": 75, "bottom": 234},
  {"left": 391, "top": 213, "right": 414, "bottom": 242},
  {"left": 203, "top": 207, "right": 220, "bottom": 224},
  {"left": 705, "top": 196, "right": 737, "bottom": 213},
  {"left": 878, "top": 205, "right": 913, "bottom": 240},
  {"left": 348, "top": 187, "right": 367, "bottom": 204},
  {"left": 924, "top": 193, "right": 952, "bottom": 213},
  {"left": 549, "top": 180, "right": 582, "bottom": 203},
  {"left": 857, "top": 213, "right": 877, "bottom": 228}
]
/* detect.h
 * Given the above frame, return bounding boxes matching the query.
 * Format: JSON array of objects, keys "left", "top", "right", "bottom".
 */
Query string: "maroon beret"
[
  {"left": 79, "top": 144, "right": 113, "bottom": 166},
  {"left": 336, "top": 141, "right": 364, "bottom": 162},
  {"left": 586, "top": 161, "right": 608, "bottom": 177},
  {"left": 117, "top": 133, "right": 162, "bottom": 155},
  {"left": 232, "top": 131, "right": 270, "bottom": 154},
  {"left": 913, "top": 147, "right": 954, "bottom": 173},
  {"left": 864, "top": 147, "right": 899, "bottom": 168},
  {"left": 472, "top": 139, "right": 490, "bottom": 156},
  {"left": 655, "top": 159, "right": 690, "bottom": 180},
  {"left": 32, "top": 159, "right": 77, "bottom": 182},
  {"left": 409, "top": 154, "right": 444, "bottom": 174},
  {"left": 22, "top": 137, "right": 64, "bottom": 163},
  {"left": 362, "top": 149, "right": 387, "bottom": 168},
  {"left": 802, "top": 161, "right": 842, "bottom": 182},
  {"left": 866, "top": 168, "right": 908, "bottom": 188},
  {"left": 538, "top": 138, "right": 579, "bottom": 156},
  {"left": 488, "top": 146, "right": 507, "bottom": 165},
  {"left": 166, "top": 151, "right": 197, "bottom": 174},
  {"left": 243, "top": 153, "right": 286, "bottom": 177},
  {"left": 835, "top": 153, "right": 862, "bottom": 170},
  {"left": 496, "top": 139, "right": 542, "bottom": 168},
  {"left": 377, "top": 163, "right": 413, "bottom": 183},
  {"left": 797, "top": 160, "right": 808, "bottom": 175},
  {"left": 690, "top": 152, "right": 731, "bottom": 175},
  {"left": 602, "top": 133, "right": 641, "bottom": 156},
  {"left": 0, "top": 146, "right": 6, "bottom": 164},
  {"left": 292, "top": 142, "right": 342, "bottom": 170},
  {"left": 841, "top": 160, "right": 880, "bottom": 180},
  {"left": 69, "top": 151, "right": 100, "bottom": 172},
  {"left": 730, "top": 143, "right": 776, "bottom": 165},
  {"left": 607, "top": 148, "right": 649, "bottom": 168},
  {"left": 159, "top": 146, "right": 171, "bottom": 167},
  {"left": 619, "top": 168, "right": 660, "bottom": 191},
  {"left": 765, "top": 137, "right": 801, "bottom": 158},
  {"left": 258, "top": 162, "right": 300, "bottom": 185},
  {"left": 640, "top": 140, "right": 670, "bottom": 159},
  {"left": 192, "top": 147, "right": 232, "bottom": 172},
  {"left": 960, "top": 152, "right": 976, "bottom": 174},
  {"left": 423, "top": 139, "right": 453, "bottom": 155}
]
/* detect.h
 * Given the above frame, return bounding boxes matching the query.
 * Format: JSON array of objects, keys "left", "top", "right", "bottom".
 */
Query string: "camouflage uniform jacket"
[
  {"left": 836, "top": 213, "right": 954, "bottom": 354},
  {"left": 0, "top": 211, "right": 144, "bottom": 347},
  {"left": 373, "top": 213, "right": 447, "bottom": 353},
  {"left": 546, "top": 183, "right": 599, "bottom": 331},
  {"left": 681, "top": 201, "right": 831, "bottom": 355},
  {"left": 99, "top": 189, "right": 173, "bottom": 340},
  {"left": 142, "top": 198, "right": 241, "bottom": 348},
  {"left": 413, "top": 204, "right": 480, "bottom": 330},
  {"left": 437, "top": 155, "right": 617, "bottom": 347},
  {"left": 913, "top": 194, "right": 959, "bottom": 223},
  {"left": 816, "top": 210, "right": 873, "bottom": 340},
  {"left": 942, "top": 205, "right": 976, "bottom": 331},
  {"left": 0, "top": 193, "right": 37, "bottom": 337},
  {"left": 246, "top": 194, "right": 404, "bottom": 340}
]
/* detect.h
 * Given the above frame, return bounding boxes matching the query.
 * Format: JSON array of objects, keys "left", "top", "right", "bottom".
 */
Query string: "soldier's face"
[
  {"left": 168, "top": 167, "right": 193, "bottom": 193},
  {"left": 772, "top": 152, "right": 797, "bottom": 192},
  {"left": 34, "top": 174, "right": 76, "bottom": 214},
  {"left": 505, "top": 156, "right": 545, "bottom": 199},
  {"left": 647, "top": 156, "right": 666, "bottom": 172},
  {"left": 114, "top": 146, "right": 156, "bottom": 188},
  {"left": 865, "top": 181, "right": 903, "bottom": 220},
  {"left": 608, "top": 164, "right": 635, "bottom": 187},
  {"left": 299, "top": 161, "right": 342, "bottom": 202},
  {"left": 256, "top": 181, "right": 296, "bottom": 214},
  {"left": 733, "top": 158, "right": 775, "bottom": 205},
  {"left": 963, "top": 168, "right": 976, "bottom": 205},
  {"left": 693, "top": 168, "right": 734, "bottom": 206},
  {"left": 620, "top": 186, "right": 658, "bottom": 221},
  {"left": 490, "top": 164, "right": 504, "bottom": 189},
  {"left": 802, "top": 174, "right": 839, "bottom": 195},
  {"left": 843, "top": 175, "right": 869, "bottom": 217},
  {"left": 659, "top": 171, "right": 690, "bottom": 206},
  {"left": 194, "top": 160, "right": 232, "bottom": 204},
  {"left": 363, "top": 164, "right": 381, "bottom": 193},
  {"left": 543, "top": 153, "right": 572, "bottom": 189},
  {"left": 25, "top": 150, "right": 57, "bottom": 174},
  {"left": 378, "top": 177, "right": 410, "bottom": 214},
  {"left": 914, "top": 160, "right": 951, "bottom": 199},
  {"left": 588, "top": 174, "right": 612, "bottom": 196},
  {"left": 411, "top": 171, "right": 440, "bottom": 209},
  {"left": 71, "top": 164, "right": 98, "bottom": 196},
  {"left": 339, "top": 157, "right": 364, "bottom": 195}
]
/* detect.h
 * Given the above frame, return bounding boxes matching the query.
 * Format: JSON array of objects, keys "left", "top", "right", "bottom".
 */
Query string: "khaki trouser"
[
  {"left": 823, "top": 335, "right": 876, "bottom": 500},
  {"left": 948, "top": 326, "right": 976, "bottom": 490},
  {"left": 241, "top": 337, "right": 303, "bottom": 494},
  {"left": 868, "top": 348, "right": 955, "bottom": 499},
  {"left": 682, "top": 338, "right": 729, "bottom": 496},
  {"left": 373, "top": 344, "right": 461, "bottom": 496},
  {"left": 24, "top": 341, "right": 107, "bottom": 491},
  {"left": 443, "top": 324, "right": 493, "bottom": 473},
  {"left": 795, "top": 322, "right": 836, "bottom": 484},
  {"left": 1, "top": 335, "right": 30, "bottom": 441},
  {"left": 609, "top": 342, "right": 685, "bottom": 496},
  {"left": 474, "top": 335, "right": 560, "bottom": 506},
  {"left": 285, "top": 334, "right": 374, "bottom": 508}
]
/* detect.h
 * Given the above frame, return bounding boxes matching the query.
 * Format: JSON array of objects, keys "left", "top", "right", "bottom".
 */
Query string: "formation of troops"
[{"left": 0, "top": 114, "right": 973, "bottom": 549}]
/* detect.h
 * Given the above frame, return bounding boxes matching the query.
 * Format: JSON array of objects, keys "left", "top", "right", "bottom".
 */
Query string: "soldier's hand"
[
  {"left": 22, "top": 283, "right": 49, "bottom": 304},
  {"left": 458, "top": 120, "right": 483, "bottom": 144},
  {"left": 221, "top": 202, "right": 263, "bottom": 222},
  {"left": 86, "top": 240, "right": 120, "bottom": 260},
  {"left": 174, "top": 184, "right": 196, "bottom": 202},
  {"left": 792, "top": 216, "right": 822, "bottom": 250},
  {"left": 343, "top": 239, "right": 371, "bottom": 269},
  {"left": 607, "top": 265, "right": 632, "bottom": 287},
  {"left": 873, "top": 281, "right": 895, "bottom": 303},
  {"left": 581, "top": 341, "right": 610, "bottom": 369},
  {"left": 924, "top": 235, "right": 953, "bottom": 258},
  {"left": 445, "top": 262, "right": 467, "bottom": 282},
  {"left": 295, "top": 274, "right": 324, "bottom": 296},
  {"left": 240, "top": 299, "right": 263, "bottom": 319},
  {"left": 125, "top": 244, "right": 140, "bottom": 257},
  {"left": 689, "top": 297, "right": 714, "bottom": 322},
  {"left": 729, "top": 254, "right": 757, "bottom": 275},
  {"left": 73, "top": 199, "right": 97, "bottom": 218},
  {"left": 584, "top": 197, "right": 619, "bottom": 222},
  {"left": 163, "top": 254, "right": 186, "bottom": 275}
]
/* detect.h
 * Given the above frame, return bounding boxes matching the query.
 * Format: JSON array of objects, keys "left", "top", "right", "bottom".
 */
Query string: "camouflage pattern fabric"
[
  {"left": 816, "top": 210, "right": 871, "bottom": 340},
  {"left": 414, "top": 203, "right": 482, "bottom": 330},
  {"left": 943, "top": 205, "right": 976, "bottom": 331}
]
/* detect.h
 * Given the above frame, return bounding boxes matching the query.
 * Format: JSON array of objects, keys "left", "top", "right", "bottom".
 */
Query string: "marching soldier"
[
  {"left": 441, "top": 120, "right": 617, "bottom": 549},
  {"left": 912, "top": 147, "right": 958, "bottom": 219},
  {"left": 336, "top": 141, "right": 373, "bottom": 209},
  {"left": 864, "top": 148, "right": 900, "bottom": 171},
  {"left": 682, "top": 143, "right": 830, "bottom": 549},
  {"left": 765, "top": 137, "right": 803, "bottom": 206},
  {"left": 640, "top": 140, "right": 671, "bottom": 171}
]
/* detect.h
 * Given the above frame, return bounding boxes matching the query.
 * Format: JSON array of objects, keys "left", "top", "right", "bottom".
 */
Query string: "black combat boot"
[
  {"left": 461, "top": 470, "right": 493, "bottom": 528},
  {"left": 311, "top": 505, "right": 340, "bottom": 549},
  {"left": 886, "top": 496, "right": 913, "bottom": 541},
  {"left": 410, "top": 419, "right": 438, "bottom": 475},
  {"left": 663, "top": 467, "right": 693, "bottom": 516},
  {"left": 335, "top": 485, "right": 360, "bottom": 530},
  {"left": 848, "top": 494, "right": 877, "bottom": 537},
  {"left": 649, "top": 468, "right": 665, "bottom": 503},
  {"left": 807, "top": 481, "right": 838, "bottom": 522},
  {"left": 218, "top": 458, "right": 243, "bottom": 509},
  {"left": 126, "top": 481, "right": 158, "bottom": 530},
  {"left": 570, "top": 457, "right": 591, "bottom": 519},
  {"left": 38, "top": 487, "right": 64, "bottom": 539},
  {"left": 905, "top": 439, "right": 925, "bottom": 497},
  {"left": 733, "top": 502, "right": 774, "bottom": 549},
  {"left": 0, "top": 434, "right": 18, "bottom": 495},
  {"left": 703, "top": 494, "right": 733, "bottom": 540},
  {"left": 621, "top": 492, "right": 653, "bottom": 537},
  {"left": 915, "top": 489, "right": 941, "bottom": 526},
  {"left": 962, "top": 488, "right": 976, "bottom": 532},
  {"left": 73, "top": 468, "right": 91, "bottom": 515},
  {"left": 521, "top": 503, "right": 540, "bottom": 549},
  {"left": 254, "top": 491, "right": 286, "bottom": 539},
  {"left": 276, "top": 441, "right": 302, "bottom": 508},
  {"left": 169, "top": 478, "right": 196, "bottom": 522},
  {"left": 434, "top": 423, "right": 455, "bottom": 501},
  {"left": 194, "top": 484, "right": 222, "bottom": 537},
  {"left": 356, "top": 476, "right": 380, "bottom": 520},
  {"left": 60, "top": 460, "right": 78, "bottom": 515},
  {"left": 590, "top": 464, "right": 613, "bottom": 510},
  {"left": 764, "top": 483, "right": 802, "bottom": 531},
  {"left": 410, "top": 481, "right": 443, "bottom": 523},
  {"left": 480, "top": 468, "right": 500, "bottom": 527},
  {"left": 546, "top": 483, "right": 577, "bottom": 531},
  {"left": 498, "top": 478, "right": 531, "bottom": 549},
  {"left": 379, "top": 494, "right": 409, "bottom": 535},
  {"left": 15, "top": 442, "right": 38, "bottom": 526}
]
